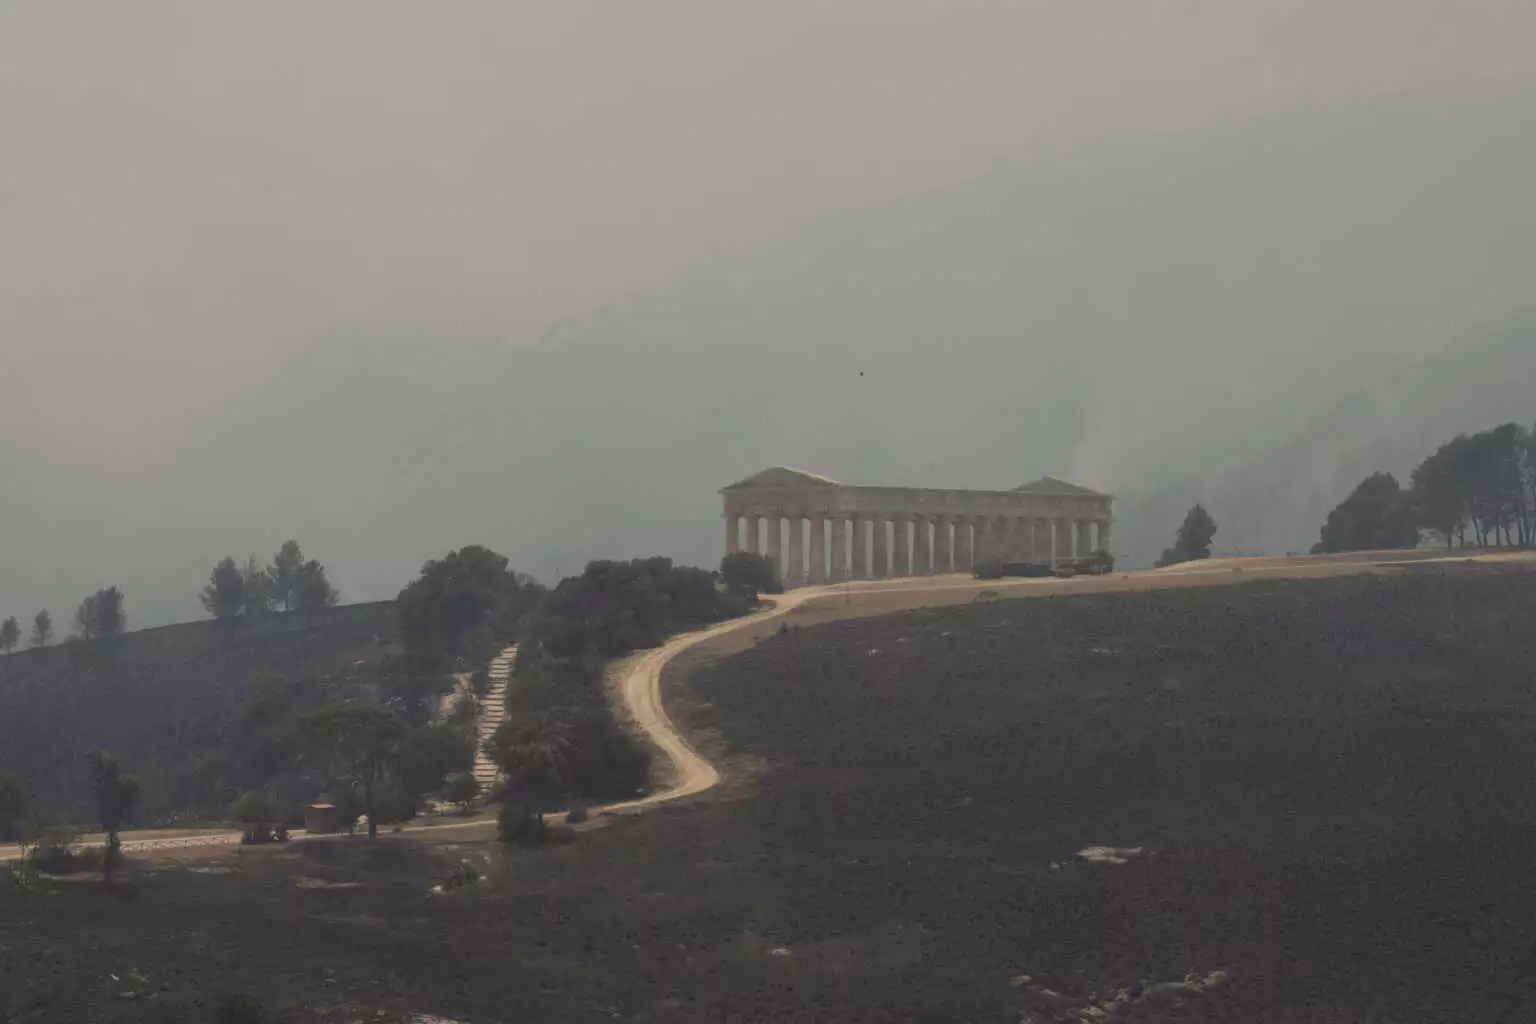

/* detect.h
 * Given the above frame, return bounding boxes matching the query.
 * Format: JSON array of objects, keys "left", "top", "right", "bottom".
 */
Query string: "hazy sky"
[{"left": 3, "top": 1, "right": 1534, "bottom": 463}]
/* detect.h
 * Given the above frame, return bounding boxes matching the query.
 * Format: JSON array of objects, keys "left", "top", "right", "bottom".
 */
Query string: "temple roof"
[
  {"left": 721, "top": 466, "right": 841, "bottom": 492},
  {"left": 1011, "top": 476, "right": 1106, "bottom": 497}
]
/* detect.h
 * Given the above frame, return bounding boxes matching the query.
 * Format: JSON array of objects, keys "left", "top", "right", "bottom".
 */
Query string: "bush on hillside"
[
  {"left": 497, "top": 801, "right": 548, "bottom": 846},
  {"left": 719, "top": 551, "right": 781, "bottom": 598},
  {"left": 973, "top": 557, "right": 1005, "bottom": 580},
  {"left": 319, "top": 788, "right": 363, "bottom": 834},
  {"left": 230, "top": 790, "right": 278, "bottom": 825},
  {"left": 396, "top": 545, "right": 544, "bottom": 669},
  {"left": 1312, "top": 472, "right": 1419, "bottom": 553},
  {"left": 441, "top": 772, "right": 480, "bottom": 812},
  {"left": 1157, "top": 505, "right": 1218, "bottom": 567},
  {"left": 27, "top": 827, "right": 104, "bottom": 875}
]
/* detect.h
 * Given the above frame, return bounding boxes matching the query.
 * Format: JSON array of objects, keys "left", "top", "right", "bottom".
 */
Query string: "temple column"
[
  {"left": 787, "top": 516, "right": 805, "bottom": 585},
  {"left": 726, "top": 515, "right": 739, "bottom": 557},
  {"left": 829, "top": 517, "right": 848, "bottom": 582},
  {"left": 973, "top": 517, "right": 990, "bottom": 563},
  {"left": 915, "top": 517, "right": 933, "bottom": 574},
  {"left": 872, "top": 515, "right": 889, "bottom": 578},
  {"left": 1053, "top": 518, "right": 1071, "bottom": 563},
  {"left": 766, "top": 515, "right": 782, "bottom": 574},
  {"left": 747, "top": 516, "right": 761, "bottom": 554},
  {"left": 809, "top": 516, "right": 827, "bottom": 584},
  {"left": 1035, "top": 518, "right": 1051, "bottom": 566},
  {"left": 892, "top": 516, "right": 910, "bottom": 577},
  {"left": 937, "top": 517, "right": 954, "bottom": 573},
  {"left": 1015, "top": 516, "right": 1032, "bottom": 562},
  {"left": 1098, "top": 520, "right": 1111, "bottom": 556},
  {"left": 955, "top": 519, "right": 971, "bottom": 571},
  {"left": 1077, "top": 519, "right": 1093, "bottom": 559}
]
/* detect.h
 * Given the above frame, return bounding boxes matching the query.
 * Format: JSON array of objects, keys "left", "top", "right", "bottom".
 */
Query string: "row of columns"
[{"left": 726, "top": 514, "right": 1110, "bottom": 585}]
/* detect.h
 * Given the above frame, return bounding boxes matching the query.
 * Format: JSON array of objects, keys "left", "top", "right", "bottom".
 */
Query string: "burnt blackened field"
[
  {"left": 681, "top": 567, "right": 1536, "bottom": 1021},
  {"left": 5, "top": 568, "right": 1536, "bottom": 1022}
]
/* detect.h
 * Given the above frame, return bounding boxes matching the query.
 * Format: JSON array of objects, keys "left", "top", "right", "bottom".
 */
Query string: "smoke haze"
[{"left": 3, "top": 2, "right": 1536, "bottom": 625}]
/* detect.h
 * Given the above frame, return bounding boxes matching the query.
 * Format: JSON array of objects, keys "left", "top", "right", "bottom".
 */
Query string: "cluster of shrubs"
[
  {"left": 13, "top": 827, "right": 106, "bottom": 877},
  {"left": 973, "top": 551, "right": 1115, "bottom": 580},
  {"left": 489, "top": 557, "right": 758, "bottom": 842}
]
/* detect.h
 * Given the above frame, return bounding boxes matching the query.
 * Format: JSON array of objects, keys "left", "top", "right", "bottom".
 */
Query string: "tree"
[
  {"left": 0, "top": 776, "right": 26, "bottom": 841},
  {"left": 719, "top": 551, "right": 780, "bottom": 598},
  {"left": 441, "top": 772, "right": 481, "bottom": 813},
  {"left": 1407, "top": 424, "right": 1536, "bottom": 548},
  {"left": 397, "top": 545, "right": 541, "bottom": 667},
  {"left": 292, "top": 560, "right": 339, "bottom": 628},
  {"left": 1410, "top": 436, "right": 1471, "bottom": 548},
  {"left": 298, "top": 705, "right": 406, "bottom": 840},
  {"left": 1156, "top": 505, "right": 1217, "bottom": 567},
  {"left": 87, "top": 750, "right": 140, "bottom": 883},
  {"left": 1312, "top": 472, "right": 1419, "bottom": 554},
  {"left": 485, "top": 712, "right": 574, "bottom": 823},
  {"left": 0, "top": 617, "right": 18, "bottom": 654},
  {"left": 377, "top": 654, "right": 450, "bottom": 728},
  {"left": 74, "top": 587, "right": 126, "bottom": 643},
  {"left": 242, "top": 554, "right": 273, "bottom": 618},
  {"left": 267, "top": 540, "right": 305, "bottom": 612},
  {"left": 200, "top": 557, "right": 248, "bottom": 622},
  {"left": 394, "top": 723, "right": 474, "bottom": 804},
  {"left": 29, "top": 609, "right": 53, "bottom": 648}
]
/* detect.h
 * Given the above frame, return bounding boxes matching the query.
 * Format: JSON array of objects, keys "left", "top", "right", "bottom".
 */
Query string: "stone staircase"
[{"left": 472, "top": 645, "right": 515, "bottom": 791}]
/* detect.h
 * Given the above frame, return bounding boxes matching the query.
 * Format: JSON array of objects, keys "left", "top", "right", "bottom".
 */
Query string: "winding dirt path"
[{"left": 597, "top": 586, "right": 832, "bottom": 812}]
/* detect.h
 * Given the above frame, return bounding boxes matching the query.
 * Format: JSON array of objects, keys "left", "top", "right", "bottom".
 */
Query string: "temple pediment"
[
  {"left": 1012, "top": 476, "right": 1105, "bottom": 497},
  {"left": 721, "top": 466, "right": 841, "bottom": 492}
]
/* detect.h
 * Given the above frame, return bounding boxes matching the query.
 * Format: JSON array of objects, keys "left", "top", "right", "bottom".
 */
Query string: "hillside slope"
[{"left": 0, "top": 602, "right": 398, "bottom": 824}]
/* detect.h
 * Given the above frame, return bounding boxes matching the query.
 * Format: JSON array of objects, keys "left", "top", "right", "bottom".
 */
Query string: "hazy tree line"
[
  {"left": 0, "top": 594, "right": 116, "bottom": 657},
  {"left": 199, "top": 540, "right": 339, "bottom": 626},
  {"left": 0, "top": 540, "right": 339, "bottom": 661},
  {"left": 1314, "top": 422, "right": 1536, "bottom": 553}
]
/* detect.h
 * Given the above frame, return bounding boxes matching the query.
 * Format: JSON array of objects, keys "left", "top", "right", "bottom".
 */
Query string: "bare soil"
[{"left": 5, "top": 563, "right": 1536, "bottom": 1022}]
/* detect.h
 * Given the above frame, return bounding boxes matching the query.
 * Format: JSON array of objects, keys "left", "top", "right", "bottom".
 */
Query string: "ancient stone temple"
[{"left": 721, "top": 466, "right": 1114, "bottom": 584}]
